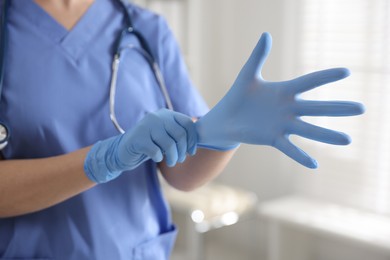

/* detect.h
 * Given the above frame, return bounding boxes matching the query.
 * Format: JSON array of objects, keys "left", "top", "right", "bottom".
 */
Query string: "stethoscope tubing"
[
  {"left": 109, "top": 43, "right": 174, "bottom": 134},
  {"left": 0, "top": 0, "right": 10, "bottom": 145},
  {"left": 109, "top": 0, "right": 174, "bottom": 133}
]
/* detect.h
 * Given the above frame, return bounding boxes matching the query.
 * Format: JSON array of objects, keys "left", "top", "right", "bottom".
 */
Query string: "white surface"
[
  {"left": 163, "top": 181, "right": 257, "bottom": 233},
  {"left": 164, "top": 182, "right": 257, "bottom": 219},
  {"left": 172, "top": 239, "right": 257, "bottom": 260},
  {"left": 258, "top": 196, "right": 390, "bottom": 252}
]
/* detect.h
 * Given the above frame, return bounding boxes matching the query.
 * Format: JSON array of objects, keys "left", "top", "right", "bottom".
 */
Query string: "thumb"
[{"left": 241, "top": 32, "right": 272, "bottom": 80}]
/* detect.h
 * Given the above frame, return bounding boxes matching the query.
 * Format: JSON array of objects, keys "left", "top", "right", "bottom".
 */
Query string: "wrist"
[
  {"left": 195, "top": 115, "right": 240, "bottom": 151},
  {"left": 84, "top": 136, "right": 123, "bottom": 183}
]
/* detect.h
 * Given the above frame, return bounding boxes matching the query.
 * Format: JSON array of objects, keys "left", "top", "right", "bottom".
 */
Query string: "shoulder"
[{"left": 124, "top": 2, "right": 170, "bottom": 34}]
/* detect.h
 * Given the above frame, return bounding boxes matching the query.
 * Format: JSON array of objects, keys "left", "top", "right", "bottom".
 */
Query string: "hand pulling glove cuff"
[{"left": 84, "top": 109, "right": 199, "bottom": 183}]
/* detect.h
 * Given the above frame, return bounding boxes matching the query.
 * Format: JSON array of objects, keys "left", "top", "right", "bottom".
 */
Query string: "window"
[{"left": 293, "top": 0, "right": 390, "bottom": 215}]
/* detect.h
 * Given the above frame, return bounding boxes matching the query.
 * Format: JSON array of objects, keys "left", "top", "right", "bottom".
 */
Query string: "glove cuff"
[
  {"left": 84, "top": 137, "right": 123, "bottom": 184},
  {"left": 197, "top": 143, "right": 240, "bottom": 151},
  {"left": 195, "top": 116, "right": 240, "bottom": 151}
]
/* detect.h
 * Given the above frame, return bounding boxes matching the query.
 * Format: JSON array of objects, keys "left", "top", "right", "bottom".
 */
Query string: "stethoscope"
[
  {"left": 0, "top": 0, "right": 174, "bottom": 149},
  {"left": 0, "top": 0, "right": 10, "bottom": 149}
]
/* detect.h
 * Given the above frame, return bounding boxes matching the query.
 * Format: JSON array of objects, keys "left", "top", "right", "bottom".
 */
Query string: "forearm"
[
  {"left": 0, "top": 147, "right": 95, "bottom": 217},
  {"left": 159, "top": 148, "right": 236, "bottom": 191}
]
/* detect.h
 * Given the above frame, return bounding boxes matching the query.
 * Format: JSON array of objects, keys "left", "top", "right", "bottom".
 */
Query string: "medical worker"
[{"left": 0, "top": 0, "right": 364, "bottom": 259}]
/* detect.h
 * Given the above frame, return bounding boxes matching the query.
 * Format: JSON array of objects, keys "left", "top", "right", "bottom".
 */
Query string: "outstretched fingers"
[
  {"left": 286, "top": 68, "right": 350, "bottom": 95},
  {"left": 295, "top": 100, "right": 365, "bottom": 117},
  {"left": 240, "top": 32, "right": 272, "bottom": 80},
  {"left": 274, "top": 137, "right": 318, "bottom": 169},
  {"left": 290, "top": 120, "right": 351, "bottom": 145}
]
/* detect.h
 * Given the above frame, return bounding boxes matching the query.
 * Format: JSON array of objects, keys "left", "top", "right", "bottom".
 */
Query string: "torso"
[
  {"left": 0, "top": 0, "right": 174, "bottom": 258},
  {"left": 0, "top": 0, "right": 208, "bottom": 258}
]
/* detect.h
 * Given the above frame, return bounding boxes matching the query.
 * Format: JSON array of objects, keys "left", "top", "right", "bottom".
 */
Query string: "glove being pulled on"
[
  {"left": 84, "top": 108, "right": 197, "bottom": 183},
  {"left": 196, "top": 32, "right": 365, "bottom": 168}
]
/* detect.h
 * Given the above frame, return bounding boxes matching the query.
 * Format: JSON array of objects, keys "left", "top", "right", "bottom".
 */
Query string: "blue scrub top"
[{"left": 0, "top": 0, "right": 208, "bottom": 259}]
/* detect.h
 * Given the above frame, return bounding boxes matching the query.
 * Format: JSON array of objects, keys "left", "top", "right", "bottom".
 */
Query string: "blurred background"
[{"left": 133, "top": 0, "right": 390, "bottom": 259}]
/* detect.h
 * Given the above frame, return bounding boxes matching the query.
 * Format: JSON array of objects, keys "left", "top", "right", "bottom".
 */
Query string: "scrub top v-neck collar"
[{"left": 11, "top": 0, "right": 114, "bottom": 60}]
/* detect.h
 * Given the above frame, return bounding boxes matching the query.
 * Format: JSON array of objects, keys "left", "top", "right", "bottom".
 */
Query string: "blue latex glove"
[
  {"left": 196, "top": 32, "right": 365, "bottom": 169},
  {"left": 84, "top": 108, "right": 197, "bottom": 183}
]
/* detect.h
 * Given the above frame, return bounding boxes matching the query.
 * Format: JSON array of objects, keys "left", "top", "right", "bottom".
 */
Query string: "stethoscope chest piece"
[{"left": 0, "top": 122, "right": 9, "bottom": 149}]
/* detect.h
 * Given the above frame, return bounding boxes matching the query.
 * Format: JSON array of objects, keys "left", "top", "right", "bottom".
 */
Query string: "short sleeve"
[{"left": 157, "top": 18, "right": 209, "bottom": 117}]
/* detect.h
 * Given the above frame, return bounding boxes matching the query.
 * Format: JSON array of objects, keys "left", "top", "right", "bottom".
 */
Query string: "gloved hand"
[
  {"left": 196, "top": 32, "right": 365, "bottom": 168},
  {"left": 84, "top": 108, "right": 197, "bottom": 183}
]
